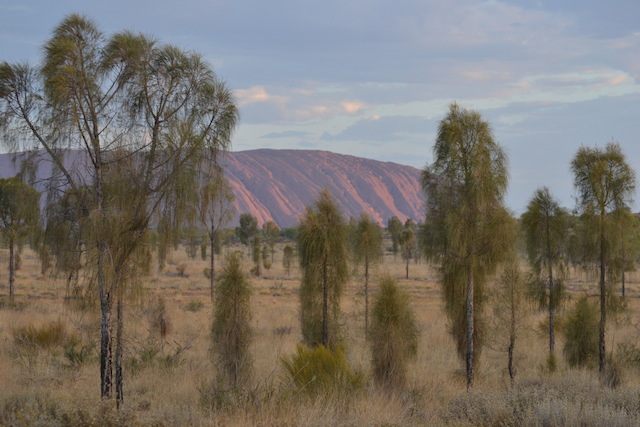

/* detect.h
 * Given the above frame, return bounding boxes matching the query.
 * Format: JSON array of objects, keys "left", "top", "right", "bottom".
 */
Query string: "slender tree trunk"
[
  {"left": 100, "top": 275, "right": 113, "bottom": 399},
  {"left": 210, "top": 229, "right": 215, "bottom": 301},
  {"left": 545, "top": 217, "right": 555, "bottom": 354},
  {"left": 115, "top": 289, "right": 124, "bottom": 408},
  {"left": 599, "top": 227, "right": 606, "bottom": 374},
  {"left": 96, "top": 158, "right": 113, "bottom": 400},
  {"left": 405, "top": 258, "right": 409, "bottom": 280},
  {"left": 508, "top": 289, "right": 516, "bottom": 386},
  {"left": 622, "top": 269, "right": 626, "bottom": 298},
  {"left": 364, "top": 252, "right": 369, "bottom": 336},
  {"left": 9, "top": 237, "right": 14, "bottom": 301},
  {"left": 322, "top": 254, "right": 329, "bottom": 348},
  {"left": 466, "top": 268, "right": 474, "bottom": 390}
]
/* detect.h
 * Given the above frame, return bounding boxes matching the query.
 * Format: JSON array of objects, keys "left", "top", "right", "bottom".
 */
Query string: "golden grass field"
[{"left": 2, "top": 242, "right": 640, "bottom": 426}]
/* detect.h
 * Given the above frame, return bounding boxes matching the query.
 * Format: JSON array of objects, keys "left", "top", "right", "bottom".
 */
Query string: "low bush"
[{"left": 280, "top": 344, "right": 364, "bottom": 397}]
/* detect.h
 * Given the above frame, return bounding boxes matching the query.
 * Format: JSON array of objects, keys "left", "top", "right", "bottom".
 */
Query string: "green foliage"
[
  {"left": 0, "top": 176, "right": 40, "bottom": 298},
  {"left": 211, "top": 251, "right": 253, "bottom": 388},
  {"left": 526, "top": 274, "right": 566, "bottom": 311},
  {"left": 282, "top": 245, "right": 295, "bottom": 276},
  {"left": 571, "top": 142, "right": 636, "bottom": 372},
  {"left": 492, "top": 262, "right": 527, "bottom": 383},
  {"left": 387, "top": 216, "right": 403, "bottom": 256},
  {"left": 1, "top": 13, "right": 239, "bottom": 402},
  {"left": 183, "top": 300, "right": 205, "bottom": 312},
  {"left": 262, "top": 244, "right": 271, "bottom": 270},
  {"left": 280, "top": 344, "right": 364, "bottom": 397},
  {"left": 370, "top": 275, "right": 419, "bottom": 392},
  {"left": 297, "top": 189, "right": 349, "bottom": 349},
  {"left": 252, "top": 235, "right": 261, "bottom": 276},
  {"left": 563, "top": 297, "right": 599, "bottom": 368},
  {"left": 353, "top": 212, "right": 382, "bottom": 266},
  {"left": 281, "top": 227, "right": 298, "bottom": 241},
  {"left": 521, "top": 187, "right": 569, "bottom": 277},
  {"left": 237, "top": 213, "right": 258, "bottom": 246}
]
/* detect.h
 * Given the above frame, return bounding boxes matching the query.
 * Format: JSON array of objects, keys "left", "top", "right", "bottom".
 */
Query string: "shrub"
[
  {"left": 183, "top": 300, "right": 204, "bottom": 312},
  {"left": 280, "top": 344, "right": 364, "bottom": 397},
  {"left": 176, "top": 263, "right": 188, "bottom": 278},
  {"left": 13, "top": 321, "right": 66, "bottom": 351},
  {"left": 563, "top": 296, "right": 598, "bottom": 368},
  {"left": 370, "top": 275, "right": 419, "bottom": 392}
]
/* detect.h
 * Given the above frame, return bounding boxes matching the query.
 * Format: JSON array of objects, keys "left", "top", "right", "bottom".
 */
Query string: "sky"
[{"left": 1, "top": 0, "right": 640, "bottom": 215}]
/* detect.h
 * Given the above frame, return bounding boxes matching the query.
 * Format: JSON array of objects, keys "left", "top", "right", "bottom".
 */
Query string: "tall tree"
[
  {"left": 262, "top": 220, "right": 280, "bottom": 264},
  {"left": 571, "top": 142, "right": 636, "bottom": 374},
  {"left": 521, "top": 187, "right": 569, "bottom": 365},
  {"left": 282, "top": 244, "right": 295, "bottom": 277},
  {"left": 196, "top": 165, "right": 236, "bottom": 301},
  {"left": 0, "top": 176, "right": 40, "bottom": 300},
  {"left": 211, "top": 251, "right": 253, "bottom": 388},
  {"left": 297, "top": 189, "right": 349, "bottom": 348},
  {"left": 399, "top": 227, "right": 414, "bottom": 279},
  {"left": 0, "top": 14, "right": 237, "bottom": 404},
  {"left": 252, "top": 235, "right": 261, "bottom": 277},
  {"left": 387, "top": 216, "right": 403, "bottom": 259},
  {"left": 353, "top": 212, "right": 383, "bottom": 335},
  {"left": 492, "top": 262, "right": 526, "bottom": 386},
  {"left": 421, "top": 103, "right": 512, "bottom": 389}
]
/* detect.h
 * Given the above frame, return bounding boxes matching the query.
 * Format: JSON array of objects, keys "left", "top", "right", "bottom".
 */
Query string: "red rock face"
[{"left": 220, "top": 149, "right": 425, "bottom": 228}]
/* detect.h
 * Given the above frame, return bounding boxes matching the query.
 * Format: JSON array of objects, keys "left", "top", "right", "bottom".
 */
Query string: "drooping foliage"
[
  {"left": 571, "top": 142, "right": 636, "bottom": 373},
  {"left": 0, "top": 176, "right": 40, "bottom": 299},
  {"left": 211, "top": 251, "right": 253, "bottom": 388},
  {"left": 421, "top": 103, "right": 514, "bottom": 388},
  {"left": 370, "top": 274, "right": 419, "bottom": 392},
  {"left": 0, "top": 14, "right": 238, "bottom": 403},
  {"left": 297, "top": 188, "right": 349, "bottom": 349},
  {"left": 353, "top": 212, "right": 383, "bottom": 334},
  {"left": 521, "top": 187, "right": 569, "bottom": 358}
]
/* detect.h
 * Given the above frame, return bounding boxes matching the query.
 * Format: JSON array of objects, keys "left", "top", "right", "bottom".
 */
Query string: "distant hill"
[
  {"left": 0, "top": 149, "right": 425, "bottom": 228},
  {"left": 220, "top": 149, "right": 424, "bottom": 228}
]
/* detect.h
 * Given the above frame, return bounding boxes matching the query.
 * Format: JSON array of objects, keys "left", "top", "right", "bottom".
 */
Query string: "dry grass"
[{"left": 2, "top": 244, "right": 640, "bottom": 425}]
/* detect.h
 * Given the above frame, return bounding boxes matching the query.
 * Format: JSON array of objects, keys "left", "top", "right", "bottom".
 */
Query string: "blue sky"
[{"left": 2, "top": 0, "right": 639, "bottom": 214}]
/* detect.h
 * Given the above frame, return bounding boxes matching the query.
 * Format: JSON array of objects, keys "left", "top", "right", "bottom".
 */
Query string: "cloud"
[
  {"left": 261, "top": 130, "right": 312, "bottom": 139},
  {"left": 321, "top": 115, "right": 433, "bottom": 143}
]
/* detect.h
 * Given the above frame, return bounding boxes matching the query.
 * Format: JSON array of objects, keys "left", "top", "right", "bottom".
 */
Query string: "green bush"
[
  {"left": 370, "top": 275, "right": 419, "bottom": 392},
  {"left": 184, "top": 300, "right": 204, "bottom": 312},
  {"left": 563, "top": 296, "right": 598, "bottom": 368},
  {"left": 280, "top": 344, "right": 364, "bottom": 397}
]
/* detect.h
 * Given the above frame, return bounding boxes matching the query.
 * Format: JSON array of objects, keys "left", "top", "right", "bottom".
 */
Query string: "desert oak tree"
[
  {"left": 0, "top": 14, "right": 238, "bottom": 404},
  {"left": 571, "top": 142, "right": 635, "bottom": 374},
  {"left": 421, "top": 103, "right": 513, "bottom": 389}
]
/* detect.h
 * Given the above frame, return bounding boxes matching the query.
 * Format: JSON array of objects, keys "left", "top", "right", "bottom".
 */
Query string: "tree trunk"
[
  {"left": 622, "top": 269, "right": 626, "bottom": 298},
  {"left": 9, "top": 237, "right": 14, "bottom": 301},
  {"left": 508, "top": 291, "right": 516, "bottom": 387},
  {"left": 210, "top": 229, "right": 216, "bottom": 301},
  {"left": 364, "top": 252, "right": 369, "bottom": 336},
  {"left": 599, "top": 228, "right": 606, "bottom": 374},
  {"left": 546, "top": 216, "right": 555, "bottom": 354},
  {"left": 405, "top": 258, "right": 409, "bottom": 280},
  {"left": 100, "top": 277, "right": 113, "bottom": 399},
  {"left": 466, "top": 268, "right": 474, "bottom": 390},
  {"left": 322, "top": 254, "right": 329, "bottom": 348},
  {"left": 115, "top": 290, "right": 124, "bottom": 408},
  {"left": 549, "top": 276, "right": 555, "bottom": 353}
]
